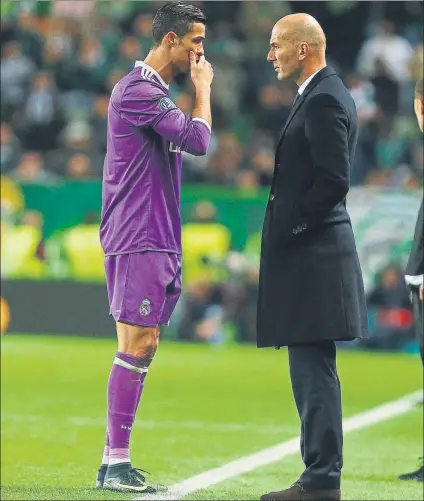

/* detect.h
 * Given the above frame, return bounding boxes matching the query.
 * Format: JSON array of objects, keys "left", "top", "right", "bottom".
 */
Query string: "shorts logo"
[
  {"left": 159, "top": 97, "right": 176, "bottom": 111},
  {"left": 139, "top": 298, "right": 151, "bottom": 317}
]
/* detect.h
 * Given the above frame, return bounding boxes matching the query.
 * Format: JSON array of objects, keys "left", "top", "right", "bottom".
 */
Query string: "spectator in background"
[
  {"left": 52, "top": 0, "right": 96, "bottom": 21},
  {"left": 238, "top": 1, "right": 292, "bottom": 106},
  {"left": 42, "top": 18, "right": 76, "bottom": 59},
  {"left": 1, "top": 122, "right": 21, "bottom": 173},
  {"left": 375, "top": 120, "right": 409, "bottom": 174},
  {"left": 41, "top": 40, "right": 93, "bottom": 120},
  {"left": 132, "top": 12, "right": 153, "bottom": 54},
  {"left": 47, "top": 121, "right": 103, "bottom": 176},
  {"left": 368, "top": 264, "right": 411, "bottom": 309},
  {"left": 14, "top": 13, "right": 44, "bottom": 67},
  {"left": 356, "top": 20, "right": 414, "bottom": 84},
  {"left": 371, "top": 58, "right": 399, "bottom": 117},
  {"left": 225, "top": 261, "right": 260, "bottom": 343},
  {"left": 363, "top": 264, "right": 414, "bottom": 351},
  {"left": 115, "top": 35, "right": 144, "bottom": 72},
  {"left": 1, "top": 41, "right": 35, "bottom": 111},
  {"left": 66, "top": 153, "right": 93, "bottom": 179},
  {"left": 90, "top": 95, "right": 109, "bottom": 154},
  {"left": 94, "top": 0, "right": 137, "bottom": 25},
  {"left": 174, "top": 90, "right": 193, "bottom": 116},
  {"left": 254, "top": 83, "right": 293, "bottom": 142},
  {"left": 104, "top": 68, "right": 126, "bottom": 95},
  {"left": 347, "top": 73, "right": 379, "bottom": 184},
  {"left": 348, "top": 73, "right": 379, "bottom": 124},
  {"left": 236, "top": 169, "right": 260, "bottom": 189},
  {"left": 177, "top": 280, "right": 225, "bottom": 344},
  {"left": 206, "top": 131, "right": 242, "bottom": 184},
  {"left": 24, "top": 71, "right": 64, "bottom": 151},
  {"left": 208, "top": 20, "right": 243, "bottom": 61},
  {"left": 91, "top": 16, "right": 123, "bottom": 62},
  {"left": 249, "top": 147, "right": 274, "bottom": 187},
  {"left": 10, "top": 152, "right": 56, "bottom": 182},
  {"left": 410, "top": 43, "right": 423, "bottom": 81},
  {"left": 73, "top": 36, "right": 108, "bottom": 92},
  {"left": 206, "top": 20, "right": 245, "bottom": 128},
  {"left": 42, "top": 40, "right": 69, "bottom": 91}
]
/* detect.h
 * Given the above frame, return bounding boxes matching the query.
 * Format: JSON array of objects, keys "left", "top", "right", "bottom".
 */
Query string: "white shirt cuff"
[
  {"left": 192, "top": 117, "right": 212, "bottom": 133},
  {"left": 405, "top": 274, "right": 423, "bottom": 286}
]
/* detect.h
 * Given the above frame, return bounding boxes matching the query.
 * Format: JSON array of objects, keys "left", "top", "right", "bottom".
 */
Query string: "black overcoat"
[{"left": 257, "top": 67, "right": 368, "bottom": 348}]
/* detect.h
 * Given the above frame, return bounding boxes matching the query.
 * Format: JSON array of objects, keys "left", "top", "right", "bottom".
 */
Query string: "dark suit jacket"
[
  {"left": 257, "top": 66, "right": 368, "bottom": 348},
  {"left": 406, "top": 200, "right": 423, "bottom": 279}
]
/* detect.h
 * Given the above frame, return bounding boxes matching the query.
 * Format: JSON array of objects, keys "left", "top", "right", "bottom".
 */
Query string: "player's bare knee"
[
  {"left": 131, "top": 327, "right": 159, "bottom": 358},
  {"left": 116, "top": 323, "right": 159, "bottom": 357}
]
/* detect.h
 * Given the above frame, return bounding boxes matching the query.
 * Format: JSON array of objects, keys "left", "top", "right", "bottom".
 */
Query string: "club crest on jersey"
[
  {"left": 159, "top": 97, "right": 176, "bottom": 111},
  {"left": 139, "top": 298, "right": 151, "bottom": 316}
]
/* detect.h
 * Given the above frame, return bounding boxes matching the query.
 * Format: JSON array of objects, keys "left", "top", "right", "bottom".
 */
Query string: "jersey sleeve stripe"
[{"left": 192, "top": 117, "right": 212, "bottom": 133}]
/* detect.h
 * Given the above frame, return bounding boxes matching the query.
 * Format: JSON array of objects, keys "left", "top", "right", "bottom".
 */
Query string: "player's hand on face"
[{"left": 190, "top": 51, "right": 214, "bottom": 88}]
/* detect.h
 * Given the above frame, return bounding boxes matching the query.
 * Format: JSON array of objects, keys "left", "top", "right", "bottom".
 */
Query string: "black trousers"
[
  {"left": 288, "top": 341, "right": 342, "bottom": 490},
  {"left": 411, "top": 287, "right": 424, "bottom": 364}
]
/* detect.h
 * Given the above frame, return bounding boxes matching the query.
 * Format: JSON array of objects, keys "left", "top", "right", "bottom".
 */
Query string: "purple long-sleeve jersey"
[{"left": 100, "top": 61, "right": 211, "bottom": 256}]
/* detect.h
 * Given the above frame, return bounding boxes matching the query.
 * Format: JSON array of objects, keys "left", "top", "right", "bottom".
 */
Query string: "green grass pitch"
[{"left": 1, "top": 334, "right": 423, "bottom": 500}]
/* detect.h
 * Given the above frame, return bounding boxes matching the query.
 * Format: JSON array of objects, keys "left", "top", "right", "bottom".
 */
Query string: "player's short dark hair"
[
  {"left": 152, "top": 2, "right": 206, "bottom": 46},
  {"left": 415, "top": 78, "right": 423, "bottom": 100}
]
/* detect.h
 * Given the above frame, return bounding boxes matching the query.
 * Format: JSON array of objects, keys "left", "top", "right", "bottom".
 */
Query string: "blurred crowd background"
[{"left": 1, "top": 1, "right": 423, "bottom": 351}]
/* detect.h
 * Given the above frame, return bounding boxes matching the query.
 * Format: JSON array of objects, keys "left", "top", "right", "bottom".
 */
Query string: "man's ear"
[{"left": 166, "top": 32, "right": 179, "bottom": 47}]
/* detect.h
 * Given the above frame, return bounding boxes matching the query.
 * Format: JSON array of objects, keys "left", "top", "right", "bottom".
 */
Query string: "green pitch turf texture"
[{"left": 1, "top": 334, "right": 423, "bottom": 500}]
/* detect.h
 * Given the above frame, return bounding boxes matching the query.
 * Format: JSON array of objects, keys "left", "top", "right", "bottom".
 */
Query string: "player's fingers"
[
  {"left": 198, "top": 54, "right": 206, "bottom": 65},
  {"left": 189, "top": 51, "right": 196, "bottom": 65}
]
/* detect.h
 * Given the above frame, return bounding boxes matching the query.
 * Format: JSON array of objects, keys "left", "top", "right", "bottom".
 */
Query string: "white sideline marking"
[
  {"left": 1, "top": 414, "right": 298, "bottom": 435},
  {"left": 135, "top": 390, "right": 423, "bottom": 501}
]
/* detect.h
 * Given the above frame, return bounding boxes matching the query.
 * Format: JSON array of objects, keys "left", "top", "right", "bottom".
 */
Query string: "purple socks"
[{"left": 104, "top": 352, "right": 151, "bottom": 466}]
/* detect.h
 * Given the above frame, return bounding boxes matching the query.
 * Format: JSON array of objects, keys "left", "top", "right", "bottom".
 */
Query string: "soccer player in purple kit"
[{"left": 96, "top": 2, "right": 213, "bottom": 493}]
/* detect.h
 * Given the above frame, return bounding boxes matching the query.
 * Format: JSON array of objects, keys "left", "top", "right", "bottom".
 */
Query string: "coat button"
[{"left": 269, "top": 194, "right": 274, "bottom": 201}]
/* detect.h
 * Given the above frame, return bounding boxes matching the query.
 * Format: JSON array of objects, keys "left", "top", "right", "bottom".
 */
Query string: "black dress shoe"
[
  {"left": 260, "top": 482, "right": 341, "bottom": 501},
  {"left": 398, "top": 458, "right": 423, "bottom": 482}
]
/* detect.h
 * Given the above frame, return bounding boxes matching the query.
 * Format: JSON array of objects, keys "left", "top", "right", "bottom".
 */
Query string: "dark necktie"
[{"left": 292, "top": 92, "right": 300, "bottom": 107}]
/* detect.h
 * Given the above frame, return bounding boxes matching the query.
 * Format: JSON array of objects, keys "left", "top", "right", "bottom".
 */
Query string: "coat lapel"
[
  {"left": 276, "top": 93, "right": 305, "bottom": 147},
  {"left": 276, "top": 66, "right": 337, "bottom": 149}
]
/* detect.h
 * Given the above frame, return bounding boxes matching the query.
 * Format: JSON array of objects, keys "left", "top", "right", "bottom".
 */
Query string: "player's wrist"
[{"left": 194, "top": 82, "right": 211, "bottom": 93}]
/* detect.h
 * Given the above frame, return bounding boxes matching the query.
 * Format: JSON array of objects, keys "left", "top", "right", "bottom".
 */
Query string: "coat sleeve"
[{"left": 278, "top": 93, "right": 351, "bottom": 239}]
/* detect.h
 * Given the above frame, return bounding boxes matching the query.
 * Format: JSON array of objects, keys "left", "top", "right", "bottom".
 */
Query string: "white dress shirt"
[{"left": 297, "top": 69, "right": 323, "bottom": 95}]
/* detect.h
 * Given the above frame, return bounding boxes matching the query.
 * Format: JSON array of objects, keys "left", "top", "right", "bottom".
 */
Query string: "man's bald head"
[
  {"left": 268, "top": 13, "right": 327, "bottom": 84},
  {"left": 274, "top": 14, "right": 326, "bottom": 52}
]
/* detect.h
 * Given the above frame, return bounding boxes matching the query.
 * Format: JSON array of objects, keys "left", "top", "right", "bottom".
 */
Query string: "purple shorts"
[{"left": 105, "top": 251, "right": 182, "bottom": 327}]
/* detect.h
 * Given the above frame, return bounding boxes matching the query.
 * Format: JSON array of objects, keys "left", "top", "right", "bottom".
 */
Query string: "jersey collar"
[{"left": 134, "top": 60, "right": 170, "bottom": 89}]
